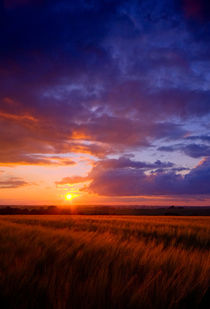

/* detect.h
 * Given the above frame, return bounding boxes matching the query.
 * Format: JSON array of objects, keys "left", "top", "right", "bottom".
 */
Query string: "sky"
[{"left": 0, "top": 0, "right": 210, "bottom": 206}]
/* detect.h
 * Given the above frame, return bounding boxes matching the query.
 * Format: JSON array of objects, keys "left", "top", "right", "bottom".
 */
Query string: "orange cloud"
[
  {"left": 0, "top": 177, "right": 28, "bottom": 189},
  {"left": 55, "top": 176, "right": 89, "bottom": 186},
  {"left": 0, "top": 111, "right": 38, "bottom": 123}
]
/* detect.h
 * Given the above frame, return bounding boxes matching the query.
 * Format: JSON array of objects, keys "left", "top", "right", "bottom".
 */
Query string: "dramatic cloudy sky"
[{"left": 0, "top": 0, "right": 210, "bottom": 205}]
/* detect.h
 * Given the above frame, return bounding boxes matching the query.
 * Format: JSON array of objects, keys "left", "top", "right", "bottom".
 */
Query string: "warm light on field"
[{"left": 0, "top": 215, "right": 209, "bottom": 308}]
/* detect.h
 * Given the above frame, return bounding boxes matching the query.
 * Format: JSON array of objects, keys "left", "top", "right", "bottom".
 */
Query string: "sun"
[
  {"left": 64, "top": 192, "right": 80, "bottom": 201},
  {"left": 65, "top": 193, "right": 73, "bottom": 200}
]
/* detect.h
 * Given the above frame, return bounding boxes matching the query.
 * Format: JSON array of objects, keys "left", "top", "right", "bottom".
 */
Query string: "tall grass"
[{"left": 0, "top": 215, "right": 209, "bottom": 309}]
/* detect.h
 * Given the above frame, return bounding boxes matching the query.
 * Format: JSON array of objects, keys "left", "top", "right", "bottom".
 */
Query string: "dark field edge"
[{"left": 0, "top": 205, "right": 210, "bottom": 216}]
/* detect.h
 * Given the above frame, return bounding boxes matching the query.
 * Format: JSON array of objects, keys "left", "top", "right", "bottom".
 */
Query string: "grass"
[{"left": 0, "top": 215, "right": 209, "bottom": 309}]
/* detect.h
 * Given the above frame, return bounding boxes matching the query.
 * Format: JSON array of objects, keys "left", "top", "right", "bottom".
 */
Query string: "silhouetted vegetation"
[{"left": 0, "top": 205, "right": 210, "bottom": 216}]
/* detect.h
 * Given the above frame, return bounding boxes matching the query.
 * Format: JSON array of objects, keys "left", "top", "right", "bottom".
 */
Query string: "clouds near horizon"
[{"left": 57, "top": 156, "right": 210, "bottom": 197}]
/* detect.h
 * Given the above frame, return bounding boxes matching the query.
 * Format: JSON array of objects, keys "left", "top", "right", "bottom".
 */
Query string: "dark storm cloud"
[
  {"left": 57, "top": 156, "right": 210, "bottom": 196},
  {"left": 158, "top": 143, "right": 210, "bottom": 158},
  {"left": 182, "top": 144, "right": 210, "bottom": 158},
  {"left": 90, "top": 157, "right": 174, "bottom": 170},
  {"left": 185, "top": 135, "right": 210, "bottom": 143},
  {"left": 76, "top": 156, "right": 210, "bottom": 196},
  {"left": 0, "top": 0, "right": 210, "bottom": 164}
]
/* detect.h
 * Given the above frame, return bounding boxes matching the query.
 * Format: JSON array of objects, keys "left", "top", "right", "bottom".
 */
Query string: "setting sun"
[{"left": 65, "top": 193, "right": 73, "bottom": 200}]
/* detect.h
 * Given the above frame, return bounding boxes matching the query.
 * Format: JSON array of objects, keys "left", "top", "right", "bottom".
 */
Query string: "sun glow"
[
  {"left": 65, "top": 193, "right": 73, "bottom": 200},
  {"left": 65, "top": 193, "right": 79, "bottom": 201}
]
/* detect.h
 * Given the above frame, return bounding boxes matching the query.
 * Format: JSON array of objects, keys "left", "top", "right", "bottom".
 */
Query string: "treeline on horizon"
[{"left": 0, "top": 205, "right": 210, "bottom": 216}]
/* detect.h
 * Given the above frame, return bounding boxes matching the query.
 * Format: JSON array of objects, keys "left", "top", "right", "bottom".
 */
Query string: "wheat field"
[{"left": 0, "top": 215, "right": 209, "bottom": 309}]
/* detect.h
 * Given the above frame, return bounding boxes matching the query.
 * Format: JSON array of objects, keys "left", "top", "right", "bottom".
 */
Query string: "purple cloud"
[
  {"left": 79, "top": 157, "right": 210, "bottom": 196},
  {"left": 58, "top": 156, "right": 207, "bottom": 196},
  {"left": 158, "top": 143, "right": 210, "bottom": 158},
  {"left": 185, "top": 135, "right": 210, "bottom": 143}
]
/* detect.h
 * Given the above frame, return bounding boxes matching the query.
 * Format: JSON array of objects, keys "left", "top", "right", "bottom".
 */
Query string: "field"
[{"left": 0, "top": 215, "right": 209, "bottom": 309}]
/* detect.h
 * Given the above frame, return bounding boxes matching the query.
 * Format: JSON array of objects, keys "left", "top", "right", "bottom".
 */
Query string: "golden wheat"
[{"left": 0, "top": 215, "right": 209, "bottom": 309}]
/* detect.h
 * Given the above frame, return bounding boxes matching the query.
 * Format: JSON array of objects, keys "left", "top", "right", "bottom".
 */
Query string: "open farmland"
[{"left": 0, "top": 215, "right": 209, "bottom": 309}]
